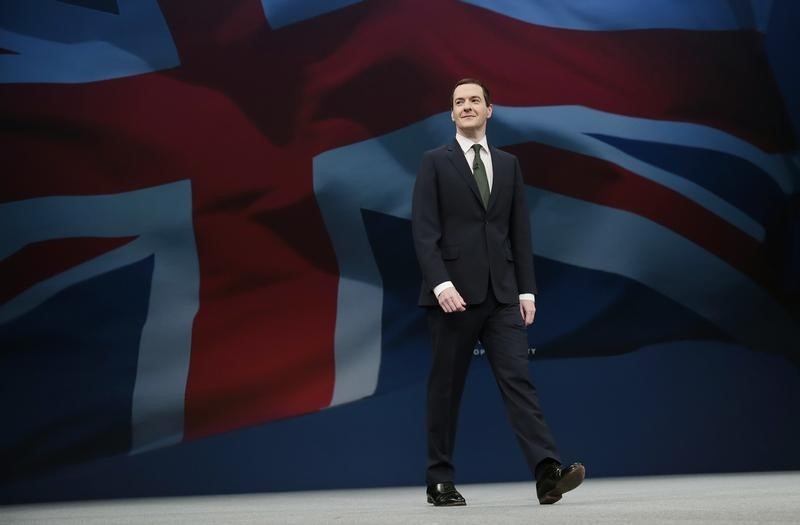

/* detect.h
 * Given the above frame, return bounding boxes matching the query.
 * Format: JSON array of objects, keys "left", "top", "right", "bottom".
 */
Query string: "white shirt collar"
[{"left": 455, "top": 133, "right": 489, "bottom": 155}]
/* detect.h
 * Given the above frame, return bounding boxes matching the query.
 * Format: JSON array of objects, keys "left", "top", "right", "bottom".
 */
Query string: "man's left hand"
[{"left": 519, "top": 299, "right": 536, "bottom": 326}]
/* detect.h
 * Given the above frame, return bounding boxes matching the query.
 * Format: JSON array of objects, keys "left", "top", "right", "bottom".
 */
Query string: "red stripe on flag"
[
  {"left": 0, "top": 237, "right": 136, "bottom": 305},
  {"left": 0, "top": 74, "right": 340, "bottom": 438},
  {"left": 151, "top": 0, "right": 794, "bottom": 154},
  {"left": 506, "top": 142, "right": 772, "bottom": 287},
  {"left": 275, "top": 0, "right": 794, "bottom": 152}
]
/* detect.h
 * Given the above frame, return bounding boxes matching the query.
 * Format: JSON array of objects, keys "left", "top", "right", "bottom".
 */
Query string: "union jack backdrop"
[{"left": 1, "top": 0, "right": 798, "bottom": 485}]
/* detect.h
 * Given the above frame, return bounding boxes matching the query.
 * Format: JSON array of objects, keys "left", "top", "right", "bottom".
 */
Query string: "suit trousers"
[{"left": 425, "top": 286, "right": 561, "bottom": 484}]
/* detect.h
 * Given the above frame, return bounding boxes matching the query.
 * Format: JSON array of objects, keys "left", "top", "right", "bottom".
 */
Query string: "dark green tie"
[{"left": 471, "top": 144, "right": 490, "bottom": 208}]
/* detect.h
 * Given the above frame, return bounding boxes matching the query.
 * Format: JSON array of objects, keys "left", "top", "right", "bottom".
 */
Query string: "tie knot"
[{"left": 472, "top": 144, "right": 482, "bottom": 154}]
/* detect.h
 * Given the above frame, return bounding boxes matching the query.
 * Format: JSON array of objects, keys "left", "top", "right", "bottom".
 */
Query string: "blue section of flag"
[
  {"left": 529, "top": 257, "right": 732, "bottom": 357},
  {"left": 260, "top": 0, "right": 362, "bottom": 29},
  {"left": 363, "top": 210, "right": 429, "bottom": 395},
  {"left": 0, "top": 0, "right": 179, "bottom": 83},
  {"left": 0, "top": 256, "right": 153, "bottom": 482},
  {"left": 58, "top": 0, "right": 119, "bottom": 14},
  {"left": 588, "top": 133, "right": 785, "bottom": 226}
]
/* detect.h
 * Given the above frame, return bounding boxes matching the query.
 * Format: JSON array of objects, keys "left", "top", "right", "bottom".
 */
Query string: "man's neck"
[{"left": 457, "top": 128, "right": 486, "bottom": 142}]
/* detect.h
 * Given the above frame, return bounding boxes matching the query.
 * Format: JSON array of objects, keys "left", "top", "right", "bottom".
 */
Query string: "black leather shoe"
[
  {"left": 426, "top": 481, "right": 466, "bottom": 506},
  {"left": 536, "top": 462, "right": 585, "bottom": 504}
]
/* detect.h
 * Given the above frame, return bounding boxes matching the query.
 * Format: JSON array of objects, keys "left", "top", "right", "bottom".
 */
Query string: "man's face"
[{"left": 451, "top": 83, "right": 492, "bottom": 135}]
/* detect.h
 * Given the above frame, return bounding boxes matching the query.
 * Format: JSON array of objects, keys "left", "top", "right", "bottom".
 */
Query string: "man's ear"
[
  {"left": 451, "top": 111, "right": 455, "bottom": 122},
  {"left": 486, "top": 104, "right": 493, "bottom": 119}
]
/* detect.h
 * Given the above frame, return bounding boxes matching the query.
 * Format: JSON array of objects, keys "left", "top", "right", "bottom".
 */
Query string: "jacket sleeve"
[
  {"left": 509, "top": 156, "right": 538, "bottom": 294},
  {"left": 412, "top": 152, "right": 450, "bottom": 292}
]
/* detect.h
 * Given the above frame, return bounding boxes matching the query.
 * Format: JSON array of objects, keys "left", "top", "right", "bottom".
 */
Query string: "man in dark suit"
[{"left": 412, "top": 78, "right": 585, "bottom": 506}]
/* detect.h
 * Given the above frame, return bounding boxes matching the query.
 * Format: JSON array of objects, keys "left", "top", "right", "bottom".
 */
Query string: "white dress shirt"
[
  {"left": 456, "top": 133, "right": 494, "bottom": 191},
  {"left": 433, "top": 134, "right": 535, "bottom": 303}
]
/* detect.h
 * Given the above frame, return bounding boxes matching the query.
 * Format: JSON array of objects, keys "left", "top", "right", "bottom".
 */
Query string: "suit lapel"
[{"left": 446, "top": 140, "right": 485, "bottom": 209}]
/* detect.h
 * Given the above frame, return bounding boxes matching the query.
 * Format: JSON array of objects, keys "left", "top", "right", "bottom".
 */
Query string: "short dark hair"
[{"left": 451, "top": 78, "right": 491, "bottom": 108}]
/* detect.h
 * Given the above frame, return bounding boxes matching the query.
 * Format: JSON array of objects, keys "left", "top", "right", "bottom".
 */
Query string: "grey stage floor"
[{"left": 3, "top": 472, "right": 799, "bottom": 524}]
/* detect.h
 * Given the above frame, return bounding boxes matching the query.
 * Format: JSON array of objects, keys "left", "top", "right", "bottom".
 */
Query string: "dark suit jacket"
[{"left": 412, "top": 139, "right": 537, "bottom": 306}]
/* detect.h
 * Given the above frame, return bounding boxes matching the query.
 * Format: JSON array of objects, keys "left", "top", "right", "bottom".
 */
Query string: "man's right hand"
[{"left": 437, "top": 286, "right": 466, "bottom": 313}]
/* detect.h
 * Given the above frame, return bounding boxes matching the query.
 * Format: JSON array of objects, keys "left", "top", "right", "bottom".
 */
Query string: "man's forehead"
[{"left": 453, "top": 84, "right": 484, "bottom": 99}]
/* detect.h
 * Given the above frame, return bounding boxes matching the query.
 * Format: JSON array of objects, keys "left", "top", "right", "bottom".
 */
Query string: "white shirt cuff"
[
  {"left": 433, "top": 281, "right": 454, "bottom": 297},
  {"left": 519, "top": 293, "right": 535, "bottom": 303}
]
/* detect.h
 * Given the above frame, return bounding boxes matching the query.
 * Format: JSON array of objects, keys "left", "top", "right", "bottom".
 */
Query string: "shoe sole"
[
  {"left": 427, "top": 495, "right": 467, "bottom": 507},
  {"left": 538, "top": 464, "right": 586, "bottom": 505}
]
